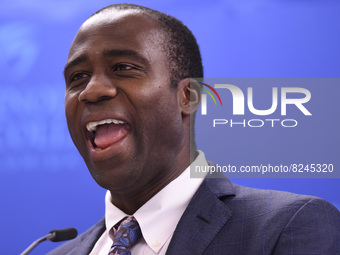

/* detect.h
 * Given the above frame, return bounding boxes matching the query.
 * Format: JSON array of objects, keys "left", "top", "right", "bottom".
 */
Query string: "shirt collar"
[{"left": 104, "top": 150, "right": 208, "bottom": 253}]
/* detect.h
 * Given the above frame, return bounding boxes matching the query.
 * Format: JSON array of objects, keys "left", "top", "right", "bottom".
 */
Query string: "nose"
[{"left": 78, "top": 73, "right": 117, "bottom": 103}]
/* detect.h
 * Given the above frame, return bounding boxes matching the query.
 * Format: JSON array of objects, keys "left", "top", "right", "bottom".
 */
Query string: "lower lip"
[{"left": 87, "top": 130, "right": 131, "bottom": 162}]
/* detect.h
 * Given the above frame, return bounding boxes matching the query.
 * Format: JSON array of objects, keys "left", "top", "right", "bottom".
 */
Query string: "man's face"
[{"left": 64, "top": 11, "right": 187, "bottom": 193}]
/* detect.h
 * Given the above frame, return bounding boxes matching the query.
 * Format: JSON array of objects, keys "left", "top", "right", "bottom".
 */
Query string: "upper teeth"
[{"left": 86, "top": 119, "right": 125, "bottom": 132}]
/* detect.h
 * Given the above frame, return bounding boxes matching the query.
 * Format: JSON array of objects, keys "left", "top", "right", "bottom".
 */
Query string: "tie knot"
[{"left": 112, "top": 216, "right": 142, "bottom": 250}]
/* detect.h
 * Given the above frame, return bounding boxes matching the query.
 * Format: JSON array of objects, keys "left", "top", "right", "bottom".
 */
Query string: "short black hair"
[{"left": 91, "top": 4, "right": 204, "bottom": 87}]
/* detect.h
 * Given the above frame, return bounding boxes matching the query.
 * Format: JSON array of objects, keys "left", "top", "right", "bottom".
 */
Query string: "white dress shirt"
[{"left": 90, "top": 151, "right": 208, "bottom": 255}]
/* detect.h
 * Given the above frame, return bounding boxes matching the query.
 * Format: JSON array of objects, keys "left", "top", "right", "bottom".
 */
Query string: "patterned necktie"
[{"left": 108, "top": 216, "right": 142, "bottom": 255}]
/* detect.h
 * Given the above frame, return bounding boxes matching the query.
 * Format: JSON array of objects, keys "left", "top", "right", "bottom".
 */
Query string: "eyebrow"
[
  {"left": 63, "top": 49, "right": 149, "bottom": 77},
  {"left": 103, "top": 49, "right": 149, "bottom": 65},
  {"left": 63, "top": 54, "right": 88, "bottom": 77}
]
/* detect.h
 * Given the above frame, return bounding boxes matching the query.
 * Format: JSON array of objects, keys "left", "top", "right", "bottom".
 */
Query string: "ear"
[{"left": 177, "top": 78, "right": 201, "bottom": 116}]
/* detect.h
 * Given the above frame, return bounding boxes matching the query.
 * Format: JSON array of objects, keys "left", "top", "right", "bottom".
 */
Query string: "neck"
[{"left": 109, "top": 149, "right": 198, "bottom": 215}]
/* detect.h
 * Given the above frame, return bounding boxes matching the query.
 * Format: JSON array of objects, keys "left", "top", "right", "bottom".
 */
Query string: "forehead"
[{"left": 68, "top": 10, "right": 166, "bottom": 60}]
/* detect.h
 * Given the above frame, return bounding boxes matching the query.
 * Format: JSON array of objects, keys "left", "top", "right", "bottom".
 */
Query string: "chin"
[{"left": 88, "top": 162, "right": 137, "bottom": 191}]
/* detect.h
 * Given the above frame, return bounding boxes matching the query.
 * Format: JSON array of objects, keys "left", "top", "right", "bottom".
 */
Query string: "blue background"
[{"left": 0, "top": 0, "right": 339, "bottom": 254}]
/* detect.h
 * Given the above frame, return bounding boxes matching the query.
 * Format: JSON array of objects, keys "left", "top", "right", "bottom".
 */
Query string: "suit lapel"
[
  {"left": 70, "top": 218, "right": 106, "bottom": 255},
  {"left": 166, "top": 178, "right": 235, "bottom": 255}
]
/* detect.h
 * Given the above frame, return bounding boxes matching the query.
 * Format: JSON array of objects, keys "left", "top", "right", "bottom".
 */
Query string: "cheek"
[
  {"left": 64, "top": 90, "right": 79, "bottom": 120},
  {"left": 137, "top": 84, "right": 178, "bottom": 111},
  {"left": 65, "top": 95, "right": 75, "bottom": 125},
  {"left": 64, "top": 92, "right": 82, "bottom": 141},
  {"left": 138, "top": 90, "right": 182, "bottom": 137}
]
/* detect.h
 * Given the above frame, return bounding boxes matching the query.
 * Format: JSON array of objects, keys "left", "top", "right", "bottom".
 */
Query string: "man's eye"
[
  {"left": 115, "top": 64, "right": 133, "bottom": 71},
  {"left": 70, "top": 73, "right": 89, "bottom": 82}
]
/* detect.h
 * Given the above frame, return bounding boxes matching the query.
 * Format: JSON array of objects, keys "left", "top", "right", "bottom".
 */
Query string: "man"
[{"left": 49, "top": 4, "right": 340, "bottom": 255}]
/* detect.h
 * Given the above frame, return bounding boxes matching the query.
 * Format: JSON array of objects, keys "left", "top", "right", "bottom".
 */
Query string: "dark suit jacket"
[{"left": 48, "top": 177, "right": 340, "bottom": 254}]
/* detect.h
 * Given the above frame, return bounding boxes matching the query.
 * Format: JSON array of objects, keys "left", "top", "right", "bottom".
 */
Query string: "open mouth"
[{"left": 86, "top": 118, "right": 131, "bottom": 150}]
